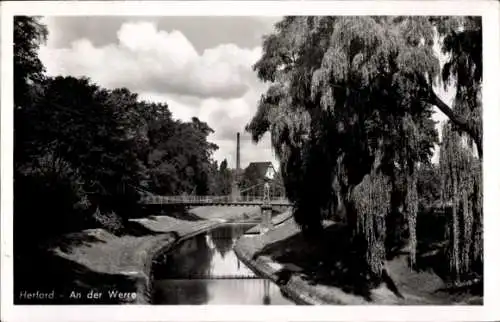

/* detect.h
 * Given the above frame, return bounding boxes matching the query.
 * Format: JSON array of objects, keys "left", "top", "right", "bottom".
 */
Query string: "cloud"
[
  {"left": 136, "top": 87, "right": 277, "bottom": 169},
  {"left": 39, "top": 21, "right": 262, "bottom": 100},
  {"left": 42, "top": 16, "right": 281, "bottom": 53},
  {"left": 134, "top": 80, "right": 275, "bottom": 169},
  {"left": 38, "top": 17, "right": 454, "bottom": 170},
  {"left": 38, "top": 18, "right": 277, "bottom": 169},
  {"left": 138, "top": 92, "right": 200, "bottom": 122},
  {"left": 208, "top": 107, "right": 249, "bottom": 140}
]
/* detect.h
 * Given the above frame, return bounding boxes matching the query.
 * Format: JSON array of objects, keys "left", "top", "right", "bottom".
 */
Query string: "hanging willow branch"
[
  {"left": 405, "top": 174, "right": 418, "bottom": 267},
  {"left": 440, "top": 122, "right": 482, "bottom": 281},
  {"left": 351, "top": 148, "right": 392, "bottom": 277},
  {"left": 399, "top": 114, "right": 420, "bottom": 268}
]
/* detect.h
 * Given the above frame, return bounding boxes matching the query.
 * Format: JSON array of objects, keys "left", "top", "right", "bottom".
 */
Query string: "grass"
[
  {"left": 14, "top": 206, "right": 254, "bottom": 304},
  {"left": 237, "top": 215, "right": 483, "bottom": 305}
]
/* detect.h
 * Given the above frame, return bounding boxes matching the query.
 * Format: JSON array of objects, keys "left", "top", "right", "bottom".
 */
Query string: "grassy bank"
[
  {"left": 14, "top": 207, "right": 256, "bottom": 304},
  {"left": 234, "top": 215, "right": 483, "bottom": 305}
]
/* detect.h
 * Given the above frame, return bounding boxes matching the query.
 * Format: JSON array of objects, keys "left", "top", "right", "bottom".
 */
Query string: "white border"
[{"left": 1, "top": 1, "right": 499, "bottom": 322}]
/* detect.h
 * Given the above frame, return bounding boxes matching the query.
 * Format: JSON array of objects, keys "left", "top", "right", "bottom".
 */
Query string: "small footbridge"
[
  {"left": 138, "top": 181, "right": 293, "bottom": 209},
  {"left": 140, "top": 195, "right": 292, "bottom": 207}
]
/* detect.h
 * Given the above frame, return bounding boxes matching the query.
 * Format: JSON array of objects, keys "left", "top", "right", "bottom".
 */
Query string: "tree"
[
  {"left": 416, "top": 162, "right": 441, "bottom": 211},
  {"left": 14, "top": 16, "right": 47, "bottom": 110},
  {"left": 13, "top": 17, "right": 88, "bottom": 248},
  {"left": 145, "top": 115, "right": 218, "bottom": 196},
  {"left": 14, "top": 75, "right": 149, "bottom": 242},
  {"left": 432, "top": 17, "right": 482, "bottom": 157},
  {"left": 35, "top": 77, "right": 146, "bottom": 213},
  {"left": 439, "top": 121, "right": 482, "bottom": 280},
  {"left": 13, "top": 17, "right": 221, "bottom": 249},
  {"left": 14, "top": 16, "right": 48, "bottom": 167},
  {"left": 240, "top": 164, "right": 264, "bottom": 196},
  {"left": 246, "top": 16, "right": 482, "bottom": 280},
  {"left": 217, "top": 159, "right": 233, "bottom": 195}
]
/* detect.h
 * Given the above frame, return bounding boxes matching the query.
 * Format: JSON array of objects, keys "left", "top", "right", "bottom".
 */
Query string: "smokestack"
[
  {"left": 231, "top": 132, "right": 242, "bottom": 201},
  {"left": 236, "top": 132, "right": 241, "bottom": 172}
]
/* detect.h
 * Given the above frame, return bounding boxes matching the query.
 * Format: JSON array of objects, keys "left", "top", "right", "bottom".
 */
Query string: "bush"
[
  {"left": 91, "top": 207, "right": 124, "bottom": 234},
  {"left": 14, "top": 154, "right": 92, "bottom": 253}
]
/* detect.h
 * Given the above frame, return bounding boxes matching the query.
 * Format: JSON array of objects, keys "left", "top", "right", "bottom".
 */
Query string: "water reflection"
[
  {"left": 209, "top": 225, "right": 249, "bottom": 259},
  {"left": 153, "top": 224, "right": 293, "bottom": 305}
]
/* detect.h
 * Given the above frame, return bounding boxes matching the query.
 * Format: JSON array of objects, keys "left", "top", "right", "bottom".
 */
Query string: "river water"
[{"left": 152, "top": 223, "right": 294, "bottom": 305}]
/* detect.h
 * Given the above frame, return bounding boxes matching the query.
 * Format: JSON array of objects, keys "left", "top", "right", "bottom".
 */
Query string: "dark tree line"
[
  {"left": 13, "top": 16, "right": 225, "bottom": 253},
  {"left": 211, "top": 159, "right": 233, "bottom": 195}
]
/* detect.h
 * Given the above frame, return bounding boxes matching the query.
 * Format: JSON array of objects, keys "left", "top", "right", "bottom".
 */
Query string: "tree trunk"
[{"left": 428, "top": 89, "right": 483, "bottom": 159}]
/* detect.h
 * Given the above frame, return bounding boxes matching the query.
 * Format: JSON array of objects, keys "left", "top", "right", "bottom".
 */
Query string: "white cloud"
[
  {"left": 40, "top": 18, "right": 455, "bottom": 170},
  {"left": 39, "top": 21, "right": 262, "bottom": 100},
  {"left": 39, "top": 19, "right": 277, "bottom": 170}
]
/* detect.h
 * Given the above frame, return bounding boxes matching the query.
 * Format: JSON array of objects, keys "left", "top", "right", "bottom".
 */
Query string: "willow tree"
[
  {"left": 435, "top": 17, "right": 483, "bottom": 281},
  {"left": 433, "top": 17, "right": 482, "bottom": 157},
  {"left": 247, "top": 16, "right": 482, "bottom": 279},
  {"left": 440, "top": 122, "right": 482, "bottom": 282}
]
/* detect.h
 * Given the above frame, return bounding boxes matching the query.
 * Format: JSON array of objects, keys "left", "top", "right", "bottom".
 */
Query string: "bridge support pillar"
[
  {"left": 263, "top": 279, "right": 270, "bottom": 305},
  {"left": 231, "top": 181, "right": 241, "bottom": 202},
  {"left": 260, "top": 205, "right": 272, "bottom": 234}
]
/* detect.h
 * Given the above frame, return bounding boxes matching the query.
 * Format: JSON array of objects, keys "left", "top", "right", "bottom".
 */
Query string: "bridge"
[
  {"left": 137, "top": 132, "right": 293, "bottom": 232},
  {"left": 140, "top": 195, "right": 292, "bottom": 207},
  {"left": 138, "top": 181, "right": 293, "bottom": 208}
]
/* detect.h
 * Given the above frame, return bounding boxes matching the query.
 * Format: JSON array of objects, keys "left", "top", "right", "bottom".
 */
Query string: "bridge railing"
[{"left": 140, "top": 195, "right": 290, "bottom": 205}]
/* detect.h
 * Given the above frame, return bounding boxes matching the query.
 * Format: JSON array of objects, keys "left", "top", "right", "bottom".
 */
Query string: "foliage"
[
  {"left": 439, "top": 122, "right": 482, "bottom": 280},
  {"left": 434, "top": 17, "right": 483, "bottom": 281},
  {"left": 247, "top": 16, "right": 482, "bottom": 280},
  {"left": 211, "top": 159, "right": 233, "bottom": 195},
  {"left": 416, "top": 162, "right": 441, "bottom": 211},
  {"left": 14, "top": 16, "right": 47, "bottom": 168},
  {"left": 91, "top": 208, "right": 124, "bottom": 235},
  {"left": 14, "top": 16, "right": 47, "bottom": 110},
  {"left": 146, "top": 115, "right": 218, "bottom": 195},
  {"left": 239, "top": 164, "right": 266, "bottom": 195},
  {"left": 14, "top": 153, "right": 90, "bottom": 248},
  {"left": 351, "top": 168, "right": 392, "bottom": 274},
  {"left": 433, "top": 17, "right": 482, "bottom": 156},
  {"left": 14, "top": 17, "right": 220, "bottom": 247},
  {"left": 17, "top": 76, "right": 146, "bottom": 220}
]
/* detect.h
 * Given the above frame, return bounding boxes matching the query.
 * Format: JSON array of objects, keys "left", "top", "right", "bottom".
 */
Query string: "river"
[{"left": 152, "top": 223, "right": 294, "bottom": 305}]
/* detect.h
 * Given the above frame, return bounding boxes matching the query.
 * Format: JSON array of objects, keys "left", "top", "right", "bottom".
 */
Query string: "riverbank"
[
  {"left": 234, "top": 213, "right": 483, "bottom": 305},
  {"left": 14, "top": 206, "right": 261, "bottom": 304}
]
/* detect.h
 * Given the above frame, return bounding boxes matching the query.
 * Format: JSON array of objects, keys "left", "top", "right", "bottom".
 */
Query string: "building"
[
  {"left": 231, "top": 132, "right": 280, "bottom": 199},
  {"left": 239, "top": 162, "right": 283, "bottom": 198},
  {"left": 244, "top": 162, "right": 276, "bottom": 181}
]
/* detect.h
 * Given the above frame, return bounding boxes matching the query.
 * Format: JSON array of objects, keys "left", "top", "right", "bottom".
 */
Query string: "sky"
[{"left": 38, "top": 16, "right": 454, "bottom": 169}]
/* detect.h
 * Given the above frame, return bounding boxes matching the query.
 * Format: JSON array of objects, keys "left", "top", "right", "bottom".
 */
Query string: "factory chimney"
[
  {"left": 231, "top": 132, "right": 242, "bottom": 201},
  {"left": 236, "top": 132, "right": 241, "bottom": 173}
]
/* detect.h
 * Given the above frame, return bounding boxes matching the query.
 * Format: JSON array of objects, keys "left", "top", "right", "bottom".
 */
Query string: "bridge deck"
[{"left": 140, "top": 195, "right": 293, "bottom": 207}]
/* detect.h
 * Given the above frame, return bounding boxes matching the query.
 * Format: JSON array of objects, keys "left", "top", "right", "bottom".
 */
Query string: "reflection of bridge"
[{"left": 175, "top": 274, "right": 262, "bottom": 279}]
